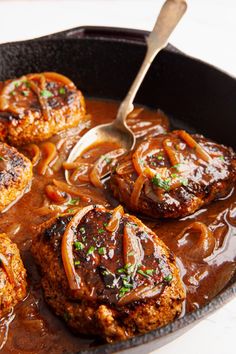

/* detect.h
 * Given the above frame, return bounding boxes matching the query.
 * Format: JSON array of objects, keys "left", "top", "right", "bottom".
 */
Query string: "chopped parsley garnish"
[
  {"left": 68, "top": 198, "right": 80, "bottom": 205},
  {"left": 10, "top": 91, "right": 16, "bottom": 96},
  {"left": 180, "top": 178, "right": 188, "bottom": 186},
  {"left": 164, "top": 274, "right": 173, "bottom": 282},
  {"left": 0, "top": 156, "right": 4, "bottom": 161},
  {"left": 98, "top": 228, "right": 105, "bottom": 234},
  {"left": 21, "top": 90, "right": 29, "bottom": 97},
  {"left": 117, "top": 268, "right": 125, "bottom": 274},
  {"left": 152, "top": 174, "right": 171, "bottom": 191},
  {"left": 122, "top": 279, "right": 133, "bottom": 289},
  {"left": 157, "top": 155, "right": 163, "bottom": 160},
  {"left": 24, "top": 81, "right": 30, "bottom": 88},
  {"left": 137, "top": 269, "right": 150, "bottom": 278},
  {"left": 119, "top": 287, "right": 131, "bottom": 297},
  {"left": 218, "top": 156, "right": 225, "bottom": 161},
  {"left": 87, "top": 246, "right": 95, "bottom": 255},
  {"left": 98, "top": 247, "right": 106, "bottom": 255},
  {"left": 59, "top": 87, "right": 66, "bottom": 95},
  {"left": 74, "top": 241, "right": 85, "bottom": 251},
  {"left": 67, "top": 208, "right": 75, "bottom": 213},
  {"left": 79, "top": 227, "right": 86, "bottom": 234},
  {"left": 74, "top": 260, "right": 80, "bottom": 267},
  {"left": 103, "top": 222, "right": 108, "bottom": 227},
  {"left": 145, "top": 269, "right": 155, "bottom": 276},
  {"left": 40, "top": 89, "right": 53, "bottom": 98},
  {"left": 14, "top": 81, "right": 20, "bottom": 88},
  {"left": 171, "top": 173, "right": 178, "bottom": 178}
]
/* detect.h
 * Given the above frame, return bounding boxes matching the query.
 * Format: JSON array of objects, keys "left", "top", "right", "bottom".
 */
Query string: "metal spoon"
[{"left": 65, "top": 0, "right": 187, "bottom": 183}]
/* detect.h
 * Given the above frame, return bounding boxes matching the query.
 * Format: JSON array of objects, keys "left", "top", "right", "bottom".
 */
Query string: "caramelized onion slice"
[
  {"left": 163, "top": 138, "right": 180, "bottom": 166},
  {"left": 132, "top": 141, "right": 167, "bottom": 179},
  {"left": 177, "top": 221, "right": 215, "bottom": 259},
  {"left": 177, "top": 130, "right": 212, "bottom": 163},
  {"left": 53, "top": 179, "right": 107, "bottom": 204},
  {"left": 116, "top": 160, "right": 134, "bottom": 175},
  {"left": 130, "top": 174, "right": 147, "bottom": 209},
  {"left": 61, "top": 205, "right": 103, "bottom": 290},
  {"left": 118, "top": 283, "right": 163, "bottom": 306},
  {"left": 37, "top": 142, "right": 57, "bottom": 175},
  {"left": 45, "top": 185, "right": 69, "bottom": 204},
  {"left": 105, "top": 205, "right": 124, "bottom": 233},
  {"left": 123, "top": 220, "right": 144, "bottom": 274},
  {"left": 24, "top": 144, "right": 41, "bottom": 166},
  {"left": 90, "top": 148, "right": 126, "bottom": 189},
  {"left": 0, "top": 252, "right": 16, "bottom": 286}
]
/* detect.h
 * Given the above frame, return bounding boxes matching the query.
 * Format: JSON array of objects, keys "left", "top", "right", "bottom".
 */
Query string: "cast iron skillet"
[{"left": 0, "top": 26, "right": 236, "bottom": 354}]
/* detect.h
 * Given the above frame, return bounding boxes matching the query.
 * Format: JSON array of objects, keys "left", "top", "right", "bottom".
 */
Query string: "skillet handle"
[{"left": 39, "top": 26, "right": 148, "bottom": 44}]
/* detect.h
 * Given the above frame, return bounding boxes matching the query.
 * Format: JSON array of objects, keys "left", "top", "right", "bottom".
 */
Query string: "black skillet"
[{"left": 0, "top": 26, "right": 236, "bottom": 354}]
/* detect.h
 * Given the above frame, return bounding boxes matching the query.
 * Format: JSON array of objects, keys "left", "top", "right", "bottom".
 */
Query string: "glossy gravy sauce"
[{"left": 0, "top": 99, "right": 236, "bottom": 353}]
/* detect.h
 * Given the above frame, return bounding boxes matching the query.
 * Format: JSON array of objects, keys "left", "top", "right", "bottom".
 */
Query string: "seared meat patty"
[
  {"left": 32, "top": 205, "right": 185, "bottom": 342},
  {"left": 0, "top": 142, "right": 32, "bottom": 212},
  {"left": 0, "top": 233, "right": 27, "bottom": 317},
  {"left": 110, "top": 130, "right": 236, "bottom": 219},
  {"left": 0, "top": 72, "right": 86, "bottom": 145}
]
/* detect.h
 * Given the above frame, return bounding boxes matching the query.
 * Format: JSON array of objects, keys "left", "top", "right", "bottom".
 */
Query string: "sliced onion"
[
  {"left": 130, "top": 174, "right": 147, "bottom": 209},
  {"left": 123, "top": 219, "right": 144, "bottom": 273},
  {"left": 53, "top": 179, "right": 106, "bottom": 204},
  {"left": 116, "top": 160, "right": 134, "bottom": 175},
  {"left": 0, "top": 252, "right": 16, "bottom": 286},
  {"left": 118, "top": 283, "right": 163, "bottom": 306},
  {"left": 37, "top": 142, "right": 57, "bottom": 175},
  {"left": 106, "top": 205, "right": 124, "bottom": 233},
  {"left": 177, "top": 130, "right": 212, "bottom": 163},
  {"left": 45, "top": 185, "right": 69, "bottom": 204},
  {"left": 24, "top": 144, "right": 41, "bottom": 166},
  {"left": 61, "top": 205, "right": 96, "bottom": 290},
  {"left": 90, "top": 148, "right": 126, "bottom": 188},
  {"left": 163, "top": 138, "right": 180, "bottom": 166},
  {"left": 176, "top": 221, "right": 215, "bottom": 259}
]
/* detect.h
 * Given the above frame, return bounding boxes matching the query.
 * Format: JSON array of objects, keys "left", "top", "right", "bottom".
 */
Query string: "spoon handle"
[{"left": 115, "top": 0, "right": 187, "bottom": 126}]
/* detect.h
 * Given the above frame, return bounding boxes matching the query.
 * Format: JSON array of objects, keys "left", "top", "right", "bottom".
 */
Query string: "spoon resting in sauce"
[{"left": 65, "top": 0, "right": 187, "bottom": 183}]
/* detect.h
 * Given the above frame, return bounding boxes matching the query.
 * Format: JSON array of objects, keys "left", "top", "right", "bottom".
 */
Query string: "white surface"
[{"left": 0, "top": 1, "right": 236, "bottom": 354}]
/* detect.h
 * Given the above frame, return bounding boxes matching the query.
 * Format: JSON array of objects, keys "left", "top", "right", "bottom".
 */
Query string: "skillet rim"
[{"left": 1, "top": 25, "right": 236, "bottom": 354}]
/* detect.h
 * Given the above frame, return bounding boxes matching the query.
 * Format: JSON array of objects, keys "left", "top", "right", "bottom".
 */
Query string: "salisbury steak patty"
[
  {"left": 0, "top": 72, "right": 86, "bottom": 145},
  {"left": 32, "top": 205, "right": 185, "bottom": 342},
  {"left": 0, "top": 142, "right": 32, "bottom": 211},
  {"left": 110, "top": 130, "right": 236, "bottom": 219},
  {"left": 0, "top": 233, "right": 27, "bottom": 317}
]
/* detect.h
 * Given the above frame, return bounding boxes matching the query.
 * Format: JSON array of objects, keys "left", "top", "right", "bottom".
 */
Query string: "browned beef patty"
[
  {"left": 110, "top": 130, "right": 236, "bottom": 218},
  {"left": 0, "top": 142, "right": 32, "bottom": 211},
  {"left": 32, "top": 205, "right": 185, "bottom": 342},
  {"left": 0, "top": 233, "right": 27, "bottom": 317},
  {"left": 0, "top": 72, "right": 86, "bottom": 146}
]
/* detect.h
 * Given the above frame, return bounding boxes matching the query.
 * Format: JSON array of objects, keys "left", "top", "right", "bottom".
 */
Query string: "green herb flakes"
[
  {"left": 98, "top": 228, "right": 105, "bottom": 234},
  {"left": 79, "top": 227, "right": 86, "bottom": 234},
  {"left": 87, "top": 246, "right": 95, "bottom": 255},
  {"left": 40, "top": 89, "right": 53, "bottom": 98},
  {"left": 164, "top": 274, "right": 173, "bottom": 282},
  {"left": 74, "top": 241, "right": 85, "bottom": 251},
  {"left": 98, "top": 247, "right": 106, "bottom": 255},
  {"left": 152, "top": 174, "right": 171, "bottom": 191},
  {"left": 59, "top": 87, "right": 66, "bottom": 95},
  {"left": 68, "top": 198, "right": 80, "bottom": 205}
]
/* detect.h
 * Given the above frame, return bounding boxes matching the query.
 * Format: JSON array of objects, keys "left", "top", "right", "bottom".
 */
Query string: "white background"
[{"left": 0, "top": 1, "right": 235, "bottom": 354}]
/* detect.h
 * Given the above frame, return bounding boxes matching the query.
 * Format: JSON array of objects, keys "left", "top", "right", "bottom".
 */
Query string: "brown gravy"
[{"left": 0, "top": 99, "right": 236, "bottom": 353}]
